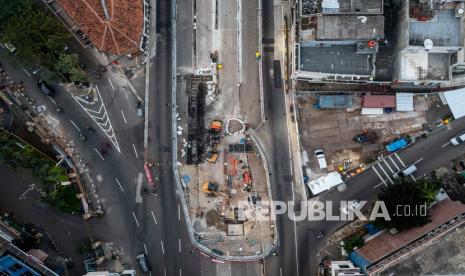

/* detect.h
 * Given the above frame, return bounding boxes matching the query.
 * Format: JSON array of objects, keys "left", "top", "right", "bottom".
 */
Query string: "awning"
[
  {"left": 396, "top": 93, "right": 414, "bottom": 112},
  {"left": 443, "top": 88, "right": 465, "bottom": 119}
]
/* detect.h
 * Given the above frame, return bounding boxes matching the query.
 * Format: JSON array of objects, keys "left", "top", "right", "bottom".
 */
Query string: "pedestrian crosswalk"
[{"left": 372, "top": 152, "right": 410, "bottom": 188}]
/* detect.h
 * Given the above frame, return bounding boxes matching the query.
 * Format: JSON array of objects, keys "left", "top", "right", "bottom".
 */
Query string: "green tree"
[
  {"left": 375, "top": 177, "right": 440, "bottom": 231},
  {"left": 343, "top": 235, "right": 364, "bottom": 252},
  {"left": 54, "top": 53, "right": 88, "bottom": 83},
  {"left": 0, "top": 0, "right": 33, "bottom": 32},
  {"left": 1, "top": 6, "right": 70, "bottom": 71}
]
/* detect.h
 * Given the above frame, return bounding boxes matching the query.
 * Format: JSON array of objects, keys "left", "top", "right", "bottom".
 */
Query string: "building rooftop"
[
  {"left": 317, "top": 15, "right": 385, "bottom": 40},
  {"left": 409, "top": 9, "right": 461, "bottom": 47},
  {"left": 322, "top": 0, "right": 383, "bottom": 14},
  {"left": 355, "top": 199, "right": 465, "bottom": 263},
  {"left": 57, "top": 0, "right": 144, "bottom": 55},
  {"left": 299, "top": 43, "right": 373, "bottom": 76}
]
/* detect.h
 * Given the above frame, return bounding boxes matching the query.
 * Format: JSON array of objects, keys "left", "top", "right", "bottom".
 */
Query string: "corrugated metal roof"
[
  {"left": 362, "top": 95, "right": 396, "bottom": 108},
  {"left": 396, "top": 93, "right": 414, "bottom": 112},
  {"left": 443, "top": 88, "right": 465, "bottom": 119}
]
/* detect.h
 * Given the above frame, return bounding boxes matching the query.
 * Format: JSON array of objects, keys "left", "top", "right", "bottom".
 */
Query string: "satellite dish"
[
  {"left": 424, "top": 39, "right": 433, "bottom": 50},
  {"left": 458, "top": 8, "right": 464, "bottom": 14}
]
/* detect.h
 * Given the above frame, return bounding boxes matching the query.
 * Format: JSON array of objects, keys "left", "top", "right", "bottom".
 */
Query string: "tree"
[
  {"left": 375, "top": 177, "right": 440, "bottom": 231},
  {"left": 0, "top": 0, "right": 33, "bottom": 32},
  {"left": 343, "top": 235, "right": 364, "bottom": 252},
  {"left": 54, "top": 53, "right": 88, "bottom": 83},
  {"left": 1, "top": 6, "right": 70, "bottom": 72}
]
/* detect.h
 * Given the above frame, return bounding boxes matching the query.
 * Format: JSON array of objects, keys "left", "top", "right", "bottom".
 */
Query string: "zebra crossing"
[{"left": 372, "top": 152, "right": 410, "bottom": 188}]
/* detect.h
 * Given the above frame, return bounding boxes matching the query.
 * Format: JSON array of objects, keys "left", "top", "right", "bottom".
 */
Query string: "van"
[
  {"left": 396, "top": 164, "right": 417, "bottom": 177},
  {"left": 314, "top": 149, "right": 327, "bottom": 169},
  {"left": 136, "top": 253, "right": 150, "bottom": 273}
]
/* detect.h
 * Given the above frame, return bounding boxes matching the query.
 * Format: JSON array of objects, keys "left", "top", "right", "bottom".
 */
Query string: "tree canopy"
[
  {"left": 0, "top": 0, "right": 88, "bottom": 84},
  {"left": 375, "top": 177, "right": 441, "bottom": 231}
]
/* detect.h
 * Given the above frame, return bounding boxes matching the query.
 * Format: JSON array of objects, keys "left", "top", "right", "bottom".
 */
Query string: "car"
[
  {"left": 137, "top": 101, "right": 144, "bottom": 117},
  {"left": 316, "top": 231, "right": 325, "bottom": 239},
  {"left": 395, "top": 164, "right": 417, "bottom": 177},
  {"left": 314, "top": 149, "right": 327, "bottom": 169},
  {"left": 450, "top": 132, "right": 465, "bottom": 146},
  {"left": 136, "top": 253, "right": 151, "bottom": 273},
  {"left": 341, "top": 200, "right": 361, "bottom": 215},
  {"left": 37, "top": 80, "right": 55, "bottom": 97}
]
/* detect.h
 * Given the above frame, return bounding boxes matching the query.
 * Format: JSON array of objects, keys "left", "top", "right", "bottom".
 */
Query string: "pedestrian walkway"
[{"left": 371, "top": 152, "right": 409, "bottom": 188}]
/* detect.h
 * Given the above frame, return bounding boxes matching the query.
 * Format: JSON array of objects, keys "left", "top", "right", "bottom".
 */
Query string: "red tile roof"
[
  {"left": 356, "top": 199, "right": 465, "bottom": 263},
  {"left": 58, "top": 0, "right": 143, "bottom": 55}
]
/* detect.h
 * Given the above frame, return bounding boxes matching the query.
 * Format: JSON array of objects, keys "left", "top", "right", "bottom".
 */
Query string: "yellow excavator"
[{"left": 202, "top": 182, "right": 227, "bottom": 197}]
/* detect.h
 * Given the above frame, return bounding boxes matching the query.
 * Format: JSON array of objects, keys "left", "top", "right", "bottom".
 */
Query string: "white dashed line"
[
  {"left": 442, "top": 141, "right": 451, "bottom": 148},
  {"left": 121, "top": 109, "right": 127, "bottom": 124},
  {"left": 160, "top": 241, "right": 165, "bottom": 255},
  {"left": 132, "top": 212, "right": 140, "bottom": 227},
  {"left": 144, "top": 243, "right": 148, "bottom": 255},
  {"left": 94, "top": 148, "right": 105, "bottom": 160},
  {"left": 151, "top": 210, "right": 158, "bottom": 224},
  {"left": 70, "top": 120, "right": 81, "bottom": 132},
  {"left": 108, "top": 78, "right": 115, "bottom": 90},
  {"left": 133, "top": 144, "right": 139, "bottom": 158},
  {"left": 178, "top": 204, "right": 180, "bottom": 221},
  {"left": 178, "top": 238, "right": 181, "bottom": 252},
  {"left": 115, "top": 178, "right": 124, "bottom": 192},
  {"left": 22, "top": 68, "right": 31, "bottom": 76},
  {"left": 378, "top": 164, "right": 393, "bottom": 184}
]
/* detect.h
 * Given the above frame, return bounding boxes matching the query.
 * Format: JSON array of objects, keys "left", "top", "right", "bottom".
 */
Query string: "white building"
[{"left": 331, "top": 260, "right": 365, "bottom": 276}]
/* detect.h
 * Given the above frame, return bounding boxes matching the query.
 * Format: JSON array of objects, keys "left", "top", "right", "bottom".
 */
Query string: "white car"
[
  {"left": 450, "top": 132, "right": 465, "bottom": 146},
  {"left": 314, "top": 149, "right": 327, "bottom": 169},
  {"left": 341, "top": 200, "right": 361, "bottom": 215}
]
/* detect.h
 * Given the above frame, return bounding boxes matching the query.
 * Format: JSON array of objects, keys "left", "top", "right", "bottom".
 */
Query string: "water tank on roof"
[{"left": 424, "top": 39, "right": 433, "bottom": 50}]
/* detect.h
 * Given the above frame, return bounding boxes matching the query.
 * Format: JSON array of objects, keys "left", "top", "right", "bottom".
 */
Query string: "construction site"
[{"left": 176, "top": 72, "right": 275, "bottom": 257}]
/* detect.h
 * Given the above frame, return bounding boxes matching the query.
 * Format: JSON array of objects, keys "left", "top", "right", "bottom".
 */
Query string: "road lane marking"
[
  {"left": 136, "top": 173, "right": 143, "bottom": 203},
  {"left": 372, "top": 166, "right": 386, "bottom": 185},
  {"left": 413, "top": 157, "right": 424, "bottom": 165},
  {"left": 160, "top": 241, "right": 165, "bottom": 255},
  {"left": 442, "top": 141, "right": 451, "bottom": 148},
  {"left": 382, "top": 159, "right": 394, "bottom": 174},
  {"left": 121, "top": 109, "right": 127, "bottom": 124},
  {"left": 179, "top": 269, "right": 182, "bottom": 276},
  {"left": 48, "top": 96, "right": 57, "bottom": 105},
  {"left": 144, "top": 243, "right": 148, "bottom": 255},
  {"left": 394, "top": 152, "right": 405, "bottom": 167},
  {"left": 94, "top": 148, "right": 105, "bottom": 160},
  {"left": 178, "top": 204, "right": 180, "bottom": 221},
  {"left": 373, "top": 182, "right": 385, "bottom": 189},
  {"left": 388, "top": 156, "right": 400, "bottom": 171},
  {"left": 115, "top": 178, "right": 124, "bottom": 191},
  {"left": 108, "top": 78, "right": 115, "bottom": 90},
  {"left": 22, "top": 68, "right": 31, "bottom": 76},
  {"left": 377, "top": 164, "right": 393, "bottom": 184},
  {"left": 178, "top": 239, "right": 181, "bottom": 252},
  {"left": 70, "top": 120, "right": 81, "bottom": 132},
  {"left": 151, "top": 210, "right": 158, "bottom": 224},
  {"left": 280, "top": 268, "right": 283, "bottom": 276},
  {"left": 290, "top": 180, "right": 300, "bottom": 276},
  {"left": 132, "top": 212, "right": 140, "bottom": 227},
  {"left": 133, "top": 144, "right": 139, "bottom": 158}
]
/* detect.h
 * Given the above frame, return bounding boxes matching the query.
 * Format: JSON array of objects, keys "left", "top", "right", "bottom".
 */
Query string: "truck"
[
  {"left": 306, "top": 171, "right": 343, "bottom": 196},
  {"left": 386, "top": 138, "right": 408, "bottom": 152}
]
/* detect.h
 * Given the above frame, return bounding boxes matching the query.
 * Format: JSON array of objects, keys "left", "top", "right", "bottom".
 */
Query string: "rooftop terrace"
[
  {"left": 317, "top": 15, "right": 385, "bottom": 40},
  {"left": 409, "top": 9, "right": 461, "bottom": 47}
]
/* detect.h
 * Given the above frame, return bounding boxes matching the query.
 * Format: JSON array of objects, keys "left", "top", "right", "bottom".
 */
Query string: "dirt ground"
[
  {"left": 297, "top": 94, "right": 429, "bottom": 178},
  {"left": 179, "top": 133, "right": 274, "bottom": 256}
]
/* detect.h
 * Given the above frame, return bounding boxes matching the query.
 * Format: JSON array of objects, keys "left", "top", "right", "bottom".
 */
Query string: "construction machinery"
[{"left": 202, "top": 182, "right": 228, "bottom": 197}]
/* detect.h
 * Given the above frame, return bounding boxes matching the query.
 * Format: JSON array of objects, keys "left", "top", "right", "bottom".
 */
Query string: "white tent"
[{"left": 443, "top": 88, "right": 465, "bottom": 119}]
